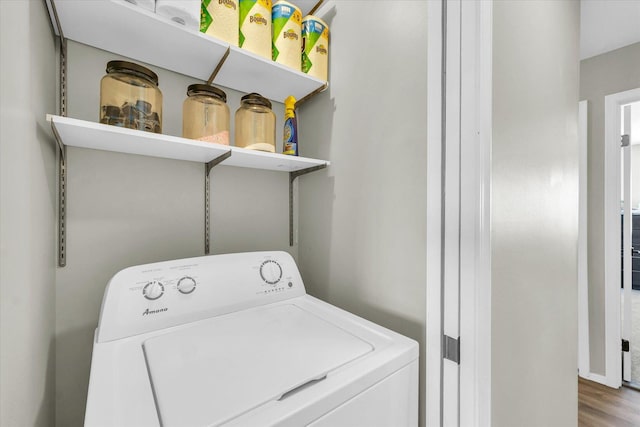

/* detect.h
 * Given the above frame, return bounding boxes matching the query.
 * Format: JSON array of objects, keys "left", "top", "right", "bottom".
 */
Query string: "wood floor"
[{"left": 579, "top": 377, "right": 640, "bottom": 426}]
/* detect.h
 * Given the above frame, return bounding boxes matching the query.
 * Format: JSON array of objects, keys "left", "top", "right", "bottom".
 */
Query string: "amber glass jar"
[
  {"left": 182, "top": 84, "right": 230, "bottom": 145},
  {"left": 234, "top": 93, "right": 276, "bottom": 152},
  {"left": 100, "top": 60, "right": 162, "bottom": 133}
]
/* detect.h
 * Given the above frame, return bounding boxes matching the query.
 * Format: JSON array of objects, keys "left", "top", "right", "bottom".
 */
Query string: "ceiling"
[{"left": 580, "top": 0, "right": 640, "bottom": 60}]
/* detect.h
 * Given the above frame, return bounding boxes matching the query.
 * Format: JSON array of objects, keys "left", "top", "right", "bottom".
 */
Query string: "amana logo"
[
  {"left": 250, "top": 14, "right": 268, "bottom": 25},
  {"left": 218, "top": 0, "right": 236, "bottom": 10},
  {"left": 142, "top": 307, "right": 168, "bottom": 316}
]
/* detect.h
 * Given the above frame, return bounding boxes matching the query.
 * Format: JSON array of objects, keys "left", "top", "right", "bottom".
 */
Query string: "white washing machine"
[{"left": 84, "top": 251, "right": 418, "bottom": 427}]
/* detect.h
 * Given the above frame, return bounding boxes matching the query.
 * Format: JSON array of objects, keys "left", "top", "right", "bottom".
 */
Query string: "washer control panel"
[{"left": 97, "top": 251, "right": 305, "bottom": 342}]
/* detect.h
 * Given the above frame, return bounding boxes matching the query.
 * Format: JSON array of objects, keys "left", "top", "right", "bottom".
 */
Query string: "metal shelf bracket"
[
  {"left": 51, "top": 120, "right": 67, "bottom": 267},
  {"left": 295, "top": 82, "right": 329, "bottom": 109},
  {"left": 204, "top": 150, "right": 232, "bottom": 254},
  {"left": 289, "top": 163, "right": 327, "bottom": 246},
  {"left": 287, "top": 79, "right": 329, "bottom": 247},
  {"left": 309, "top": 0, "right": 325, "bottom": 15},
  {"left": 207, "top": 47, "right": 231, "bottom": 85},
  {"left": 50, "top": 0, "right": 68, "bottom": 266}
]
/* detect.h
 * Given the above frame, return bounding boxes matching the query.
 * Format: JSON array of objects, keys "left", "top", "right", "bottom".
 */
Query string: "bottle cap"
[
  {"left": 284, "top": 95, "right": 296, "bottom": 111},
  {"left": 187, "top": 84, "right": 227, "bottom": 102},
  {"left": 241, "top": 93, "right": 272, "bottom": 109},
  {"left": 106, "top": 60, "right": 159, "bottom": 86}
]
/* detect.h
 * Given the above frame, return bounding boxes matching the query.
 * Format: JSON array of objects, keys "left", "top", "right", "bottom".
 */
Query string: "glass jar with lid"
[
  {"left": 234, "top": 93, "right": 276, "bottom": 152},
  {"left": 100, "top": 60, "right": 162, "bottom": 133},
  {"left": 183, "top": 84, "right": 230, "bottom": 145}
]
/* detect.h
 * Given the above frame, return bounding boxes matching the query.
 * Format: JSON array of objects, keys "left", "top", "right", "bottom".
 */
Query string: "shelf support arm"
[
  {"left": 289, "top": 163, "right": 327, "bottom": 246},
  {"left": 51, "top": 120, "right": 67, "bottom": 267},
  {"left": 50, "top": 120, "right": 66, "bottom": 164},
  {"left": 295, "top": 82, "right": 329, "bottom": 110},
  {"left": 204, "top": 150, "right": 232, "bottom": 254},
  {"left": 207, "top": 47, "right": 231, "bottom": 85},
  {"left": 309, "top": 0, "right": 326, "bottom": 15}
]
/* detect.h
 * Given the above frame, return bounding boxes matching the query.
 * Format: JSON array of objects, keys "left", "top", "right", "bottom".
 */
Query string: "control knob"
[
  {"left": 177, "top": 276, "right": 196, "bottom": 294},
  {"left": 260, "top": 260, "right": 282, "bottom": 285},
  {"left": 143, "top": 281, "right": 164, "bottom": 300}
]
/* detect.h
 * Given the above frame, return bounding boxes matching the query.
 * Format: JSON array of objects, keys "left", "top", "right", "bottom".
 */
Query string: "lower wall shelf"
[
  {"left": 47, "top": 114, "right": 329, "bottom": 265},
  {"left": 47, "top": 115, "right": 328, "bottom": 172}
]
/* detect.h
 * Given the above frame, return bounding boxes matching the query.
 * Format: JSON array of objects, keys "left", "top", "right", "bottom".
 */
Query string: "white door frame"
[
  {"left": 603, "top": 88, "right": 640, "bottom": 388},
  {"left": 622, "top": 104, "right": 632, "bottom": 383},
  {"left": 578, "top": 100, "right": 590, "bottom": 378},
  {"left": 425, "top": 1, "right": 492, "bottom": 425},
  {"left": 425, "top": 1, "right": 444, "bottom": 425},
  {"left": 459, "top": 2, "right": 492, "bottom": 426},
  {"left": 442, "top": 0, "right": 462, "bottom": 424}
]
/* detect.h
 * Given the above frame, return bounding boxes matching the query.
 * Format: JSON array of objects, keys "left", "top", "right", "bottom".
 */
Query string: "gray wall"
[
  {"left": 580, "top": 42, "right": 640, "bottom": 375},
  {"left": 55, "top": 42, "right": 294, "bottom": 425},
  {"left": 492, "top": 1, "right": 579, "bottom": 426},
  {"left": 0, "top": 1, "right": 57, "bottom": 426},
  {"left": 296, "top": 1, "right": 427, "bottom": 425}
]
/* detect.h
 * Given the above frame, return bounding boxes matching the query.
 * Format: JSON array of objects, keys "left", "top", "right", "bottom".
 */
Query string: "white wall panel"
[
  {"left": 492, "top": 2, "right": 579, "bottom": 426},
  {"left": 0, "top": 1, "right": 57, "bottom": 426}
]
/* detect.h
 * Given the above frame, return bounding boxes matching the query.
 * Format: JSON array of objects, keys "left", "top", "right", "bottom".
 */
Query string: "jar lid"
[
  {"left": 241, "top": 93, "right": 272, "bottom": 109},
  {"left": 187, "top": 84, "right": 227, "bottom": 102},
  {"left": 106, "top": 60, "right": 159, "bottom": 86}
]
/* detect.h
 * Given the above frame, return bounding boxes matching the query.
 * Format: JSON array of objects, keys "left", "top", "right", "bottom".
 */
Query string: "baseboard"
[
  {"left": 623, "top": 380, "right": 640, "bottom": 392},
  {"left": 580, "top": 372, "right": 620, "bottom": 389}
]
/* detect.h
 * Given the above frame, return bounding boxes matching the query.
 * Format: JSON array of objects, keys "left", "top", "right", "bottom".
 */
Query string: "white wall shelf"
[
  {"left": 47, "top": 114, "right": 329, "bottom": 259},
  {"left": 45, "top": 0, "right": 329, "bottom": 265},
  {"left": 48, "top": 115, "right": 228, "bottom": 163},
  {"left": 46, "top": 0, "right": 327, "bottom": 103},
  {"left": 47, "top": 115, "right": 328, "bottom": 172}
]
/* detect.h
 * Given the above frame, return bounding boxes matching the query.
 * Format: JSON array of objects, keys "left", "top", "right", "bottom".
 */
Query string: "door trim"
[
  {"left": 622, "top": 104, "right": 632, "bottom": 383},
  {"left": 459, "top": 2, "right": 492, "bottom": 426},
  {"left": 425, "top": 1, "right": 444, "bottom": 424},
  {"left": 603, "top": 88, "right": 640, "bottom": 388},
  {"left": 425, "top": 1, "right": 492, "bottom": 425},
  {"left": 578, "top": 100, "right": 590, "bottom": 378}
]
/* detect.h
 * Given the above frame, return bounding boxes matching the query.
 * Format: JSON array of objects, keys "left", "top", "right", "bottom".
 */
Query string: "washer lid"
[{"left": 142, "top": 304, "right": 373, "bottom": 427}]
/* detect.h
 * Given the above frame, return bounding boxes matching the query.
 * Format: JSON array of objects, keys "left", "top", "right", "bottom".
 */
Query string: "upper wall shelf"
[
  {"left": 47, "top": 115, "right": 329, "bottom": 173},
  {"left": 46, "top": 0, "right": 326, "bottom": 103}
]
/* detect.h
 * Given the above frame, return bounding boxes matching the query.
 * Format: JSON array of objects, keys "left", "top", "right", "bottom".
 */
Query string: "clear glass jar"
[
  {"left": 100, "top": 60, "right": 162, "bottom": 133},
  {"left": 183, "top": 84, "right": 230, "bottom": 145},
  {"left": 234, "top": 93, "right": 276, "bottom": 152}
]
